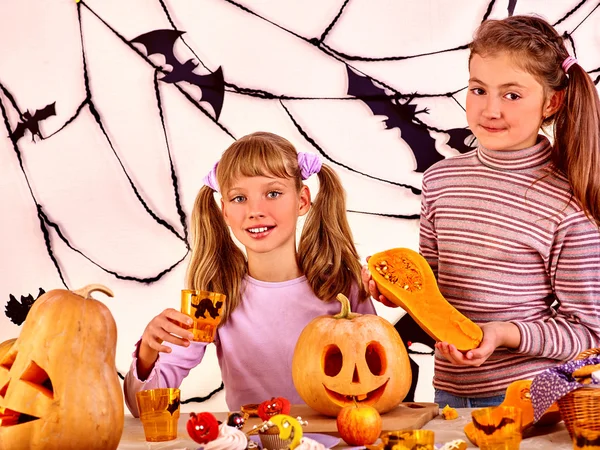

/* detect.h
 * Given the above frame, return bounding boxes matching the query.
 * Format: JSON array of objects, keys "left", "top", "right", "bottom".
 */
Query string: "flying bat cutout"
[
  {"left": 346, "top": 67, "right": 444, "bottom": 173},
  {"left": 472, "top": 416, "right": 516, "bottom": 435},
  {"left": 10, "top": 102, "right": 56, "bottom": 144},
  {"left": 167, "top": 398, "right": 180, "bottom": 415},
  {"left": 131, "top": 29, "right": 225, "bottom": 120},
  {"left": 446, "top": 127, "right": 478, "bottom": 154},
  {"left": 5, "top": 288, "right": 46, "bottom": 325}
]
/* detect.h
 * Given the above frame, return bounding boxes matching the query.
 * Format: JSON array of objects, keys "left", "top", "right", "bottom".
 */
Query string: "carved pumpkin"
[
  {"left": 292, "top": 294, "right": 411, "bottom": 417},
  {"left": 0, "top": 339, "right": 16, "bottom": 362},
  {"left": 0, "top": 284, "right": 124, "bottom": 450},
  {"left": 368, "top": 248, "right": 483, "bottom": 351},
  {"left": 463, "top": 379, "right": 562, "bottom": 446}
]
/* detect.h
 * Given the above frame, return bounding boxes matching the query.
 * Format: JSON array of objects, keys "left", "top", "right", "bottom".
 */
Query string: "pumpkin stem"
[
  {"left": 73, "top": 284, "right": 114, "bottom": 299},
  {"left": 333, "top": 294, "right": 359, "bottom": 320}
]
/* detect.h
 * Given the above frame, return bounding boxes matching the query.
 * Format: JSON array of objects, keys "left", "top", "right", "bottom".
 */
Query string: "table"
[{"left": 118, "top": 408, "right": 575, "bottom": 449}]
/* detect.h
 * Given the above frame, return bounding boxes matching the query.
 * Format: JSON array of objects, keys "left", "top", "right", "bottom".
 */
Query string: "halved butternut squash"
[{"left": 368, "top": 247, "right": 482, "bottom": 351}]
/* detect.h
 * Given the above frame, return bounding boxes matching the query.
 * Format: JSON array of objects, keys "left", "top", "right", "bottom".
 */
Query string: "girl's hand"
[
  {"left": 361, "top": 257, "right": 397, "bottom": 308},
  {"left": 141, "top": 308, "right": 195, "bottom": 354},
  {"left": 434, "top": 322, "right": 520, "bottom": 367},
  {"left": 137, "top": 308, "right": 195, "bottom": 380}
]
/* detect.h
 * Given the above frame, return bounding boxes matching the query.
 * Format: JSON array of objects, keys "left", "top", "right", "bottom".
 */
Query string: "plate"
[{"left": 250, "top": 432, "right": 341, "bottom": 448}]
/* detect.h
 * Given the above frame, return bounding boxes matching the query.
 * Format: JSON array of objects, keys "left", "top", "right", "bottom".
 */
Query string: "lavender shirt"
[{"left": 124, "top": 275, "right": 376, "bottom": 415}]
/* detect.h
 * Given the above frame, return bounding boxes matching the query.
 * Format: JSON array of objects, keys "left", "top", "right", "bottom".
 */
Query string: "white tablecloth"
[{"left": 118, "top": 408, "right": 574, "bottom": 449}]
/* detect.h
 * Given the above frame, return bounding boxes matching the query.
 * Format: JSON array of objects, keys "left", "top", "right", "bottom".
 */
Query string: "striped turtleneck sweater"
[{"left": 419, "top": 135, "right": 600, "bottom": 397}]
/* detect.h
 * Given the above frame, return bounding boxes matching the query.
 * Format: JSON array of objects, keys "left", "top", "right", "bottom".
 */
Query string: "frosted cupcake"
[{"left": 254, "top": 414, "right": 307, "bottom": 450}]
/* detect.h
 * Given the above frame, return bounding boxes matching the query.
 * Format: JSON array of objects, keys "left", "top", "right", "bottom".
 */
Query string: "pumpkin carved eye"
[
  {"left": 323, "top": 345, "right": 343, "bottom": 377},
  {"left": 20, "top": 361, "right": 54, "bottom": 399},
  {"left": 365, "top": 342, "right": 386, "bottom": 376}
]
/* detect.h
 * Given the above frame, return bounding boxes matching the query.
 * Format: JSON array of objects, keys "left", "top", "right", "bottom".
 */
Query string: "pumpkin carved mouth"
[
  {"left": 0, "top": 408, "right": 39, "bottom": 427},
  {"left": 323, "top": 378, "right": 389, "bottom": 407}
]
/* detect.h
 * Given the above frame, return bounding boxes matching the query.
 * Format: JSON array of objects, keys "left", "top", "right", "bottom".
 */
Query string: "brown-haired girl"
[
  {"left": 366, "top": 15, "right": 600, "bottom": 408},
  {"left": 125, "top": 131, "right": 374, "bottom": 414}
]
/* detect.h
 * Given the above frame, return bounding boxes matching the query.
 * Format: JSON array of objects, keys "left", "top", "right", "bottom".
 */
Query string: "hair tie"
[
  {"left": 202, "top": 161, "right": 220, "bottom": 192},
  {"left": 562, "top": 55, "right": 577, "bottom": 73},
  {"left": 297, "top": 152, "right": 322, "bottom": 180}
]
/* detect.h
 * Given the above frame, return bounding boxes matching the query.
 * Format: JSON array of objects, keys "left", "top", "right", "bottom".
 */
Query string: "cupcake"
[{"left": 254, "top": 414, "right": 307, "bottom": 450}]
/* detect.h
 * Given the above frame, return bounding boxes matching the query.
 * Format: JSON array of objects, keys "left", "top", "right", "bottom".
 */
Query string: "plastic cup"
[
  {"left": 181, "top": 289, "right": 226, "bottom": 343},
  {"left": 380, "top": 429, "right": 435, "bottom": 450},
  {"left": 471, "top": 406, "right": 522, "bottom": 450},
  {"left": 135, "top": 388, "right": 180, "bottom": 442}
]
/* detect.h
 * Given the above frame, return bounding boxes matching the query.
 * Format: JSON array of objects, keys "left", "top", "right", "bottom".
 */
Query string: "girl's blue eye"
[
  {"left": 231, "top": 195, "right": 245, "bottom": 203},
  {"left": 267, "top": 191, "right": 282, "bottom": 199}
]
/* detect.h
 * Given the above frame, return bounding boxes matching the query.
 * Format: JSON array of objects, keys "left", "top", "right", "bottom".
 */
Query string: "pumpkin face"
[
  {"left": 292, "top": 294, "right": 411, "bottom": 417},
  {"left": 258, "top": 397, "right": 291, "bottom": 421},
  {"left": 0, "top": 285, "right": 124, "bottom": 450}
]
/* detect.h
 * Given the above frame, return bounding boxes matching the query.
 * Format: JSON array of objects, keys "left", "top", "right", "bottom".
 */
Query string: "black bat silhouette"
[
  {"left": 131, "top": 29, "right": 225, "bottom": 120},
  {"left": 10, "top": 103, "right": 56, "bottom": 143},
  {"left": 346, "top": 67, "right": 444, "bottom": 173},
  {"left": 446, "top": 127, "right": 478, "bottom": 154},
  {"left": 472, "top": 416, "right": 516, "bottom": 435},
  {"left": 191, "top": 298, "right": 223, "bottom": 319},
  {"left": 166, "top": 398, "right": 180, "bottom": 415},
  {"left": 5, "top": 288, "right": 46, "bottom": 325}
]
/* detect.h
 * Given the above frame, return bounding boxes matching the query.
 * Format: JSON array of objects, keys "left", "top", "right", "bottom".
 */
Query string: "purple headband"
[
  {"left": 202, "top": 152, "right": 322, "bottom": 192},
  {"left": 562, "top": 55, "right": 577, "bottom": 73}
]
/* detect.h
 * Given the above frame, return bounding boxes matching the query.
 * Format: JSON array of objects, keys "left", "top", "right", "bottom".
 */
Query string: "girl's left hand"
[{"left": 434, "top": 322, "right": 519, "bottom": 367}]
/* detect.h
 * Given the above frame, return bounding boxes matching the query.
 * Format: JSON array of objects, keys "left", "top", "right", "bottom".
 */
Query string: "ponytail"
[
  {"left": 298, "top": 164, "right": 367, "bottom": 302},
  {"left": 553, "top": 64, "right": 600, "bottom": 227},
  {"left": 185, "top": 186, "right": 247, "bottom": 325}
]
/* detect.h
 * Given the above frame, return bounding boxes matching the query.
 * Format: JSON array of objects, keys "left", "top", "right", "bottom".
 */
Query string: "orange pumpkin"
[
  {"left": 0, "top": 340, "right": 16, "bottom": 362},
  {"left": 368, "top": 247, "right": 483, "bottom": 351},
  {"left": 0, "top": 284, "right": 124, "bottom": 450},
  {"left": 464, "top": 379, "right": 562, "bottom": 446},
  {"left": 292, "top": 293, "right": 411, "bottom": 417}
]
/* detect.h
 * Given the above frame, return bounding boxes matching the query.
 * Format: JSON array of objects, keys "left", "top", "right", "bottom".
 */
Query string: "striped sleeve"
[
  {"left": 513, "top": 212, "right": 600, "bottom": 360},
  {"left": 419, "top": 174, "right": 439, "bottom": 277}
]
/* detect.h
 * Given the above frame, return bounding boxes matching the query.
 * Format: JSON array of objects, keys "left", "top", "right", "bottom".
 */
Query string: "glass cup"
[
  {"left": 471, "top": 406, "right": 522, "bottom": 450},
  {"left": 181, "top": 289, "right": 226, "bottom": 343},
  {"left": 135, "top": 388, "right": 181, "bottom": 442},
  {"left": 573, "top": 419, "right": 600, "bottom": 449},
  {"left": 380, "top": 430, "right": 435, "bottom": 450}
]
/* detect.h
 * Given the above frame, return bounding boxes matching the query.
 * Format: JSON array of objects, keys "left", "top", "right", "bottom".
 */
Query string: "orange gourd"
[
  {"left": 368, "top": 247, "right": 482, "bottom": 351},
  {"left": 0, "top": 339, "right": 16, "bottom": 362},
  {"left": 0, "top": 284, "right": 124, "bottom": 450},
  {"left": 292, "top": 294, "right": 411, "bottom": 417},
  {"left": 464, "top": 379, "right": 562, "bottom": 446}
]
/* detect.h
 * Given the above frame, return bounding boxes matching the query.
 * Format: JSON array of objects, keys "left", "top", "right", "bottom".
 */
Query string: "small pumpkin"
[
  {"left": 187, "top": 412, "right": 220, "bottom": 444},
  {"left": 0, "top": 284, "right": 124, "bottom": 450},
  {"left": 258, "top": 396, "right": 291, "bottom": 421},
  {"left": 368, "top": 247, "right": 483, "bottom": 351},
  {"left": 463, "top": 379, "right": 562, "bottom": 446},
  {"left": 292, "top": 294, "right": 411, "bottom": 417}
]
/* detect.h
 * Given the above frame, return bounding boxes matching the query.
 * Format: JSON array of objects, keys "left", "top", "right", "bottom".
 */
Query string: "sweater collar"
[{"left": 477, "top": 135, "right": 552, "bottom": 171}]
